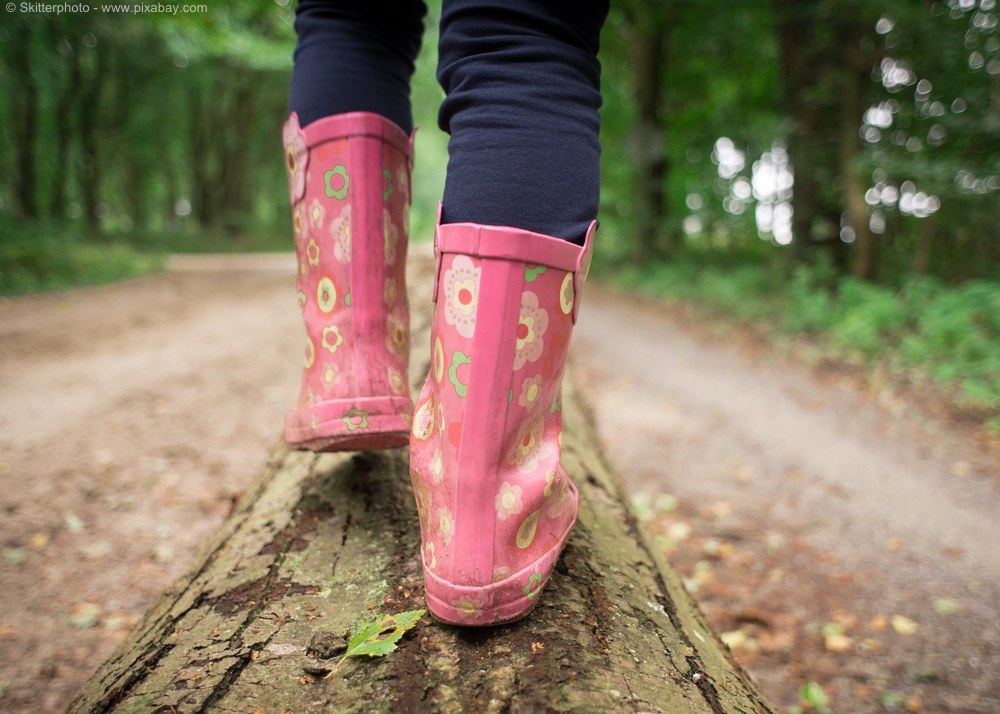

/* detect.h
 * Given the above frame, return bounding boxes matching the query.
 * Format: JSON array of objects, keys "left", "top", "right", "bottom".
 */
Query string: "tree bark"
[{"left": 70, "top": 259, "right": 772, "bottom": 714}]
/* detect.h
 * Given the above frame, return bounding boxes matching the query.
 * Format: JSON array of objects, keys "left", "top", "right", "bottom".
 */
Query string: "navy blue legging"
[{"left": 289, "top": 0, "right": 608, "bottom": 244}]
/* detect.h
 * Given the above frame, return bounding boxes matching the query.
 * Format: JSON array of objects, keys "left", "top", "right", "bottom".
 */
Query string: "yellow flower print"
[
  {"left": 518, "top": 375, "right": 543, "bottom": 408},
  {"left": 412, "top": 397, "right": 436, "bottom": 441},
  {"left": 513, "top": 291, "right": 548, "bottom": 369},
  {"left": 443, "top": 255, "right": 481, "bottom": 338},
  {"left": 292, "top": 204, "right": 306, "bottom": 242},
  {"left": 516, "top": 510, "right": 540, "bottom": 549},
  {"left": 429, "top": 448, "right": 444, "bottom": 484},
  {"left": 283, "top": 114, "right": 307, "bottom": 203},
  {"left": 509, "top": 416, "right": 552, "bottom": 473},
  {"left": 495, "top": 481, "right": 524, "bottom": 521},
  {"left": 317, "top": 276, "right": 337, "bottom": 313},
  {"left": 386, "top": 310, "right": 408, "bottom": 358},
  {"left": 331, "top": 206, "right": 351, "bottom": 263},
  {"left": 387, "top": 366, "right": 405, "bottom": 395},
  {"left": 308, "top": 198, "right": 325, "bottom": 229},
  {"left": 304, "top": 337, "right": 315, "bottom": 369},
  {"left": 559, "top": 272, "right": 575, "bottom": 315},
  {"left": 321, "top": 325, "right": 344, "bottom": 353},
  {"left": 321, "top": 363, "right": 339, "bottom": 388},
  {"left": 383, "top": 209, "right": 398, "bottom": 265},
  {"left": 306, "top": 237, "right": 321, "bottom": 266},
  {"left": 455, "top": 597, "right": 483, "bottom": 620},
  {"left": 543, "top": 469, "right": 558, "bottom": 497},
  {"left": 384, "top": 277, "right": 397, "bottom": 305},
  {"left": 424, "top": 541, "right": 437, "bottom": 570},
  {"left": 436, "top": 506, "right": 454, "bottom": 545},
  {"left": 433, "top": 337, "right": 445, "bottom": 383},
  {"left": 397, "top": 166, "right": 409, "bottom": 202}
]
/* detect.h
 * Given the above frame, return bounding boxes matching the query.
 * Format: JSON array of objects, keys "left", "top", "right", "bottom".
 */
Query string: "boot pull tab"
[{"left": 571, "top": 220, "right": 598, "bottom": 324}]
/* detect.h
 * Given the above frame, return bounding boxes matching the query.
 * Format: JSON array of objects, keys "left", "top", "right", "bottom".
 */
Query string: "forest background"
[{"left": 1, "top": 0, "right": 998, "bottom": 427}]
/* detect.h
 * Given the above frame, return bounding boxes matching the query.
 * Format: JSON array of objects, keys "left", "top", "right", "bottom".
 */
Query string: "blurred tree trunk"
[
  {"left": 217, "top": 78, "right": 254, "bottom": 233},
  {"left": 626, "top": 7, "right": 670, "bottom": 263},
  {"left": 774, "top": 1, "right": 879, "bottom": 277},
  {"left": 842, "top": 40, "right": 878, "bottom": 281},
  {"left": 190, "top": 86, "right": 215, "bottom": 227},
  {"left": 11, "top": 23, "right": 40, "bottom": 220},
  {"left": 913, "top": 214, "right": 935, "bottom": 275},
  {"left": 79, "top": 40, "right": 105, "bottom": 234},
  {"left": 50, "top": 37, "right": 81, "bottom": 222}
]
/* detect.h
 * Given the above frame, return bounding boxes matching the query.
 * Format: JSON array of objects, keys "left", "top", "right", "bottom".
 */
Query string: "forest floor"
[{"left": 0, "top": 252, "right": 997, "bottom": 713}]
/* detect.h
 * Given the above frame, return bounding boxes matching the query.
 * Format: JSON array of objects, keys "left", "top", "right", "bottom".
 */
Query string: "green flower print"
[
  {"left": 448, "top": 350, "right": 471, "bottom": 398},
  {"left": 524, "top": 265, "right": 547, "bottom": 282},
  {"left": 524, "top": 572, "right": 544, "bottom": 600},
  {"left": 342, "top": 406, "right": 369, "bottom": 431},
  {"left": 382, "top": 169, "right": 394, "bottom": 201},
  {"left": 324, "top": 164, "right": 350, "bottom": 200}
]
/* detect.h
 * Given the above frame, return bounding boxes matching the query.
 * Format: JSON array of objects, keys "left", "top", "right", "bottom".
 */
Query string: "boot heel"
[{"left": 282, "top": 112, "right": 415, "bottom": 452}]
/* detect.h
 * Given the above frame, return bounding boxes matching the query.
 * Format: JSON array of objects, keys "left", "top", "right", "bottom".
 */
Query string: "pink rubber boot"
[
  {"left": 282, "top": 112, "right": 414, "bottom": 452},
  {"left": 409, "top": 212, "right": 596, "bottom": 625}
]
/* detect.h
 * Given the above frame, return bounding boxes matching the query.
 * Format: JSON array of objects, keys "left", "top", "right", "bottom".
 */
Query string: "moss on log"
[{"left": 70, "top": 257, "right": 772, "bottom": 714}]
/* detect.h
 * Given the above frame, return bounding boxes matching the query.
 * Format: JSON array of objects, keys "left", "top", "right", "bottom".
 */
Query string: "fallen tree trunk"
[{"left": 70, "top": 257, "right": 772, "bottom": 714}]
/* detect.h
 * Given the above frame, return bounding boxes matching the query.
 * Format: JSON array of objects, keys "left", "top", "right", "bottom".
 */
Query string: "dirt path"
[
  {"left": 0, "top": 256, "right": 997, "bottom": 712},
  {"left": 573, "top": 287, "right": 1000, "bottom": 713}
]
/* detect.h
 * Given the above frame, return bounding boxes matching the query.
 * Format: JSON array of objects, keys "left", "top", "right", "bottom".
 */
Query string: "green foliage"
[
  {"left": 328, "top": 609, "right": 425, "bottom": 676},
  {"left": 0, "top": 222, "right": 163, "bottom": 296},
  {"left": 792, "top": 681, "right": 832, "bottom": 714}
]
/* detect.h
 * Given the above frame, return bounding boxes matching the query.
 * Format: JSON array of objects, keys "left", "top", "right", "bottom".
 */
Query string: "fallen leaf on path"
[
  {"left": 824, "top": 633, "right": 853, "bottom": 653},
  {"left": 631, "top": 494, "right": 652, "bottom": 521},
  {"left": 868, "top": 614, "right": 889, "bottom": 632},
  {"left": 950, "top": 460, "right": 972, "bottom": 477},
  {"left": 932, "top": 597, "right": 959, "bottom": 615},
  {"left": 891, "top": 615, "right": 919, "bottom": 635},
  {"left": 3, "top": 548, "right": 26, "bottom": 564},
  {"left": 64, "top": 513, "right": 85, "bottom": 534},
  {"left": 69, "top": 603, "right": 101, "bottom": 629},
  {"left": 654, "top": 493, "right": 677, "bottom": 512},
  {"left": 81, "top": 541, "right": 113, "bottom": 560},
  {"left": 30, "top": 533, "right": 50, "bottom": 549}
]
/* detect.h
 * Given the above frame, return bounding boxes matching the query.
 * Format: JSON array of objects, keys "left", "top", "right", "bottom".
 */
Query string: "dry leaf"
[{"left": 891, "top": 615, "right": 919, "bottom": 635}]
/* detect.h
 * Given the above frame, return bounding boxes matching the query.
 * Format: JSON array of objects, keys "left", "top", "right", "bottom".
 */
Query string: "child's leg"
[
  {"left": 437, "top": 0, "right": 609, "bottom": 244},
  {"left": 410, "top": 0, "right": 609, "bottom": 625},
  {"left": 289, "top": 0, "right": 427, "bottom": 132},
  {"left": 281, "top": 0, "right": 427, "bottom": 452}
]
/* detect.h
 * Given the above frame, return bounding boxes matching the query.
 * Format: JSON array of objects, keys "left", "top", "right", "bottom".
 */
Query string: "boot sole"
[{"left": 285, "top": 395, "right": 413, "bottom": 453}]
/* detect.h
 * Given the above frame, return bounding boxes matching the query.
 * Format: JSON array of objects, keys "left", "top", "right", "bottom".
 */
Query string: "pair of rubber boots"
[{"left": 283, "top": 111, "right": 594, "bottom": 625}]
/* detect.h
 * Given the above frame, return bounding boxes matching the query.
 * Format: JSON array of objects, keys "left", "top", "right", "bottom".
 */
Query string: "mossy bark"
[{"left": 70, "top": 257, "right": 772, "bottom": 714}]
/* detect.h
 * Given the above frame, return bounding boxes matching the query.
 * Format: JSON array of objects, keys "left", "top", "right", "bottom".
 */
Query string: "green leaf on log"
[{"left": 327, "top": 609, "right": 425, "bottom": 676}]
